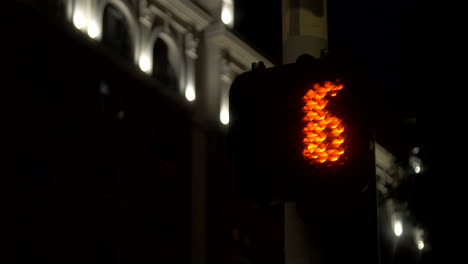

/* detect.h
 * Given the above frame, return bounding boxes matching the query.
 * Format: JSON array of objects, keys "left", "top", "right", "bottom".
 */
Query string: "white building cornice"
[
  {"left": 205, "top": 22, "right": 274, "bottom": 71},
  {"left": 151, "top": 0, "right": 213, "bottom": 32},
  {"left": 376, "top": 143, "right": 395, "bottom": 173}
]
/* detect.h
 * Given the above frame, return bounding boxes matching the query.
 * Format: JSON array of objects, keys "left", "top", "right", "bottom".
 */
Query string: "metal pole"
[{"left": 282, "top": 1, "right": 328, "bottom": 264}]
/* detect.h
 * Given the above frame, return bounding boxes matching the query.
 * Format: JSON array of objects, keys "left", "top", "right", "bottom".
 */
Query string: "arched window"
[
  {"left": 152, "top": 38, "right": 178, "bottom": 91},
  {"left": 101, "top": 4, "right": 133, "bottom": 62}
]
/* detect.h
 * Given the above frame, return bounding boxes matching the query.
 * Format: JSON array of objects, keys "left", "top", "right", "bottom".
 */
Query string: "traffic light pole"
[{"left": 282, "top": 1, "right": 328, "bottom": 264}]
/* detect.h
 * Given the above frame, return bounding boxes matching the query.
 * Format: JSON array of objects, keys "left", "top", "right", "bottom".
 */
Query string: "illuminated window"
[
  {"left": 102, "top": 5, "right": 133, "bottom": 62},
  {"left": 302, "top": 80, "right": 345, "bottom": 164},
  {"left": 221, "top": 0, "right": 234, "bottom": 27}
]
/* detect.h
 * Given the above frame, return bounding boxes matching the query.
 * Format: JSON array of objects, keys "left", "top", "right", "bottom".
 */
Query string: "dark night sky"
[{"left": 234, "top": 0, "right": 282, "bottom": 64}]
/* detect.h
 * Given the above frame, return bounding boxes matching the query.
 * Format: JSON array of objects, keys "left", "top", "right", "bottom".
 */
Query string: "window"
[
  {"left": 102, "top": 5, "right": 133, "bottom": 62},
  {"left": 152, "top": 38, "right": 178, "bottom": 91}
]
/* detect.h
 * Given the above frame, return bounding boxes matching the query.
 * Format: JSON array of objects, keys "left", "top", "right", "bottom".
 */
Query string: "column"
[
  {"left": 185, "top": 32, "right": 199, "bottom": 102},
  {"left": 219, "top": 56, "right": 234, "bottom": 125},
  {"left": 282, "top": 1, "right": 328, "bottom": 264}
]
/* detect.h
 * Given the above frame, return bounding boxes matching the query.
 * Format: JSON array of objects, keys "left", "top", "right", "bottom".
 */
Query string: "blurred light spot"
[
  {"left": 221, "top": 8, "right": 233, "bottom": 25},
  {"left": 394, "top": 220, "right": 403, "bottom": 237},
  {"left": 73, "top": 10, "right": 86, "bottom": 30},
  {"left": 414, "top": 165, "right": 421, "bottom": 173},
  {"left": 417, "top": 240, "right": 424, "bottom": 250},
  {"left": 414, "top": 227, "right": 425, "bottom": 250},
  {"left": 99, "top": 81, "right": 110, "bottom": 96},
  {"left": 410, "top": 155, "right": 422, "bottom": 174},
  {"left": 221, "top": 0, "right": 234, "bottom": 26},
  {"left": 87, "top": 20, "right": 100, "bottom": 39},
  {"left": 139, "top": 55, "right": 151, "bottom": 73},
  {"left": 412, "top": 147, "right": 420, "bottom": 155},
  {"left": 185, "top": 84, "right": 196, "bottom": 102},
  {"left": 220, "top": 108, "right": 230, "bottom": 125}
]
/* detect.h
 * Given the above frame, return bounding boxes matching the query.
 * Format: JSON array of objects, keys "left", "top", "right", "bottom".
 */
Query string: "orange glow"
[{"left": 302, "top": 80, "right": 345, "bottom": 164}]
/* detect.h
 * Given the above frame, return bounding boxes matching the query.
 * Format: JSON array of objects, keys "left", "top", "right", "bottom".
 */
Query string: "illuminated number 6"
[{"left": 302, "top": 80, "right": 345, "bottom": 164}]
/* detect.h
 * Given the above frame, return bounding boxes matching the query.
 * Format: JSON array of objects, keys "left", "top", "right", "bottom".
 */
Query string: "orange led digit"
[{"left": 302, "top": 80, "right": 345, "bottom": 164}]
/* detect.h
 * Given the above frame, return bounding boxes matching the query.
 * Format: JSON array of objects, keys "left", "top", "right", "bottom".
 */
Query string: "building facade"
[
  {"left": 12, "top": 0, "right": 281, "bottom": 264},
  {"left": 56, "top": 0, "right": 278, "bottom": 263},
  {"left": 11, "top": 1, "right": 427, "bottom": 263},
  {"left": 58, "top": 0, "right": 273, "bottom": 126}
]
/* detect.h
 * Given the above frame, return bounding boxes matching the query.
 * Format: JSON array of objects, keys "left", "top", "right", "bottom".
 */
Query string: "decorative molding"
[
  {"left": 149, "top": 5, "right": 186, "bottom": 34},
  {"left": 185, "top": 33, "right": 199, "bottom": 59},
  {"left": 205, "top": 22, "right": 274, "bottom": 72},
  {"left": 139, "top": 0, "right": 154, "bottom": 27},
  {"left": 220, "top": 51, "right": 245, "bottom": 80},
  {"left": 220, "top": 57, "right": 233, "bottom": 83},
  {"left": 151, "top": 0, "right": 212, "bottom": 32},
  {"left": 376, "top": 143, "right": 395, "bottom": 172},
  {"left": 227, "top": 61, "right": 245, "bottom": 76}
]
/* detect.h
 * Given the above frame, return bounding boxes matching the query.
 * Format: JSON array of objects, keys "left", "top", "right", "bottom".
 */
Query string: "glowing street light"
[
  {"left": 394, "top": 220, "right": 403, "bottom": 237},
  {"left": 221, "top": 8, "right": 233, "bottom": 25},
  {"left": 414, "top": 165, "right": 421, "bottom": 173},
  {"left": 220, "top": 107, "right": 230, "bottom": 125},
  {"left": 138, "top": 55, "right": 151, "bottom": 73},
  {"left": 185, "top": 85, "right": 196, "bottom": 102},
  {"left": 417, "top": 240, "right": 424, "bottom": 250},
  {"left": 73, "top": 10, "right": 87, "bottom": 30},
  {"left": 87, "top": 20, "right": 100, "bottom": 39}
]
